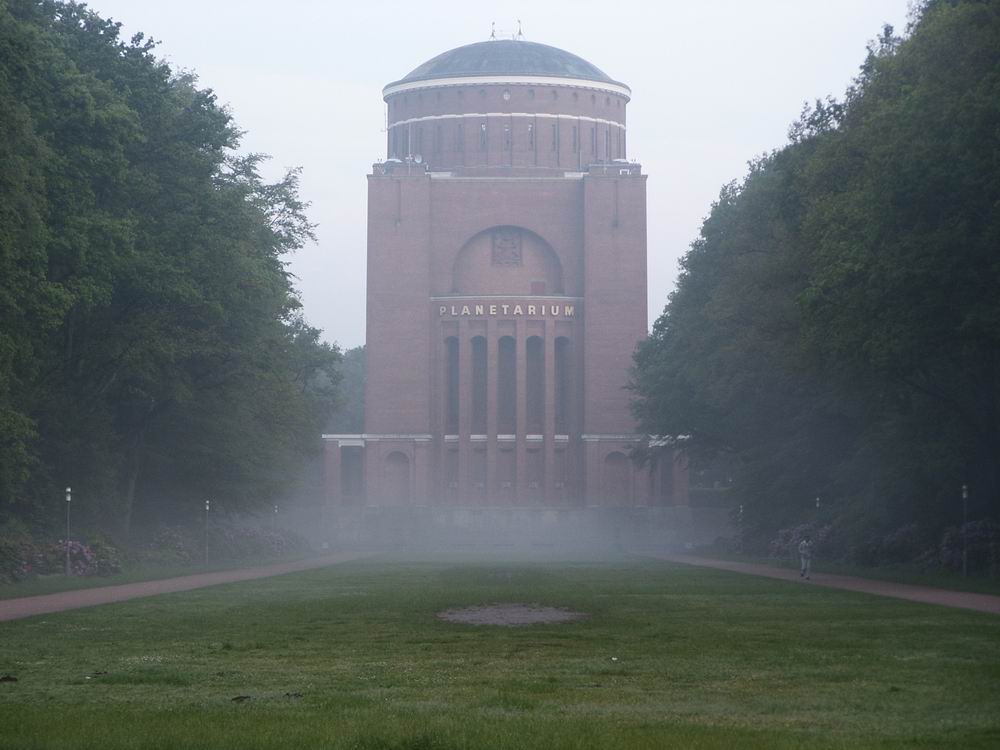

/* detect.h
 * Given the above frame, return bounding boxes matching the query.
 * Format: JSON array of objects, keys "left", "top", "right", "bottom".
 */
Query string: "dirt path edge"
[
  {"left": 648, "top": 552, "right": 1000, "bottom": 615},
  {"left": 0, "top": 553, "right": 370, "bottom": 622}
]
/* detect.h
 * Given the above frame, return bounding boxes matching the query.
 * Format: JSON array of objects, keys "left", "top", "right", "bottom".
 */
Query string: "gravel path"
[
  {"left": 651, "top": 553, "right": 1000, "bottom": 615},
  {"left": 0, "top": 553, "right": 369, "bottom": 622}
]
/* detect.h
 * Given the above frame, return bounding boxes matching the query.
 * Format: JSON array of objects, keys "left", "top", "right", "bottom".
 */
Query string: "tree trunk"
[{"left": 120, "top": 429, "right": 144, "bottom": 541}]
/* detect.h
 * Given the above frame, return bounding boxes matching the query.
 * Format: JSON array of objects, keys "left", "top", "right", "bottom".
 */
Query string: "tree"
[
  {"left": 632, "top": 0, "right": 1000, "bottom": 556},
  {"left": 0, "top": 1, "right": 342, "bottom": 536}
]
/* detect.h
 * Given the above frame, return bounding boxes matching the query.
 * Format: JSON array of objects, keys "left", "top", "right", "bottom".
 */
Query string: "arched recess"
[
  {"left": 602, "top": 451, "right": 631, "bottom": 507},
  {"left": 383, "top": 451, "right": 411, "bottom": 506},
  {"left": 451, "top": 226, "right": 564, "bottom": 296}
]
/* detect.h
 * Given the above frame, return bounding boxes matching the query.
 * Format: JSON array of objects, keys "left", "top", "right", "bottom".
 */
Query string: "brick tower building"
[{"left": 324, "top": 39, "right": 688, "bottom": 544}]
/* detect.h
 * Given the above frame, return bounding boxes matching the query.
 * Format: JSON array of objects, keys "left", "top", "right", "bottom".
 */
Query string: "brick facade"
[{"left": 323, "top": 41, "right": 688, "bottom": 524}]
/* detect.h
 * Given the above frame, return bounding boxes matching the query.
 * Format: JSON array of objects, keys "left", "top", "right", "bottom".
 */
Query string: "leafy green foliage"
[
  {"left": 632, "top": 0, "right": 1000, "bottom": 554},
  {"left": 0, "top": 1, "right": 341, "bottom": 534}
]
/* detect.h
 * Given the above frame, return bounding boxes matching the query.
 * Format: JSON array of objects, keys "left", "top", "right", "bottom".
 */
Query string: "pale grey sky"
[{"left": 90, "top": 0, "right": 912, "bottom": 350}]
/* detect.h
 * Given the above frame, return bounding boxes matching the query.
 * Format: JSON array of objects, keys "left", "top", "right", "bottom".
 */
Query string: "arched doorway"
[
  {"left": 602, "top": 451, "right": 631, "bottom": 506},
  {"left": 384, "top": 451, "right": 411, "bottom": 506}
]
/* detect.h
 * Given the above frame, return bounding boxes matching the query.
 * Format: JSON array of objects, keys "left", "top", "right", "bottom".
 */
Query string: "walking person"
[{"left": 798, "top": 535, "right": 814, "bottom": 580}]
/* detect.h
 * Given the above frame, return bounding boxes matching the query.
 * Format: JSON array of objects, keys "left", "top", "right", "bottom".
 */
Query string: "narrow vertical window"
[
  {"left": 526, "top": 337, "right": 544, "bottom": 434},
  {"left": 498, "top": 337, "right": 516, "bottom": 434},
  {"left": 503, "top": 124, "right": 511, "bottom": 151},
  {"left": 605, "top": 130, "right": 610, "bottom": 159},
  {"left": 436, "top": 124, "right": 442, "bottom": 153},
  {"left": 572, "top": 126, "right": 578, "bottom": 153},
  {"left": 551, "top": 123, "right": 557, "bottom": 151},
  {"left": 457, "top": 122, "right": 464, "bottom": 152},
  {"left": 555, "top": 338, "right": 570, "bottom": 434},
  {"left": 445, "top": 337, "right": 459, "bottom": 434},
  {"left": 528, "top": 123, "right": 534, "bottom": 149},
  {"left": 591, "top": 126, "right": 596, "bottom": 154},
  {"left": 480, "top": 122, "right": 487, "bottom": 150},
  {"left": 471, "top": 337, "right": 487, "bottom": 434}
]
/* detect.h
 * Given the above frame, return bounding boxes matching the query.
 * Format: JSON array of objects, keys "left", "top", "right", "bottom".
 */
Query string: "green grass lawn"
[{"left": 1, "top": 555, "right": 998, "bottom": 749}]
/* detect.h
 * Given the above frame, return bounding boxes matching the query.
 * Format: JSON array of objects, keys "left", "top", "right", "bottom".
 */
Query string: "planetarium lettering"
[{"left": 439, "top": 303, "right": 575, "bottom": 318}]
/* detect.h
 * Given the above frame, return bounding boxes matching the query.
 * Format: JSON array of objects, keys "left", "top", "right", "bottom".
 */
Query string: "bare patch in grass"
[{"left": 437, "top": 603, "right": 586, "bottom": 626}]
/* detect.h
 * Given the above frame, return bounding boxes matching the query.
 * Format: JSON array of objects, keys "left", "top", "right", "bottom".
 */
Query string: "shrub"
[
  {"left": 48, "top": 540, "right": 96, "bottom": 577},
  {"left": 207, "top": 525, "right": 310, "bottom": 561},
  {"left": 143, "top": 526, "right": 198, "bottom": 566},
  {"left": 878, "top": 523, "right": 924, "bottom": 565},
  {"left": 86, "top": 537, "right": 123, "bottom": 576},
  {"left": 0, "top": 538, "right": 43, "bottom": 583},
  {"left": 940, "top": 521, "right": 1000, "bottom": 575},
  {"left": 768, "top": 523, "right": 833, "bottom": 560}
]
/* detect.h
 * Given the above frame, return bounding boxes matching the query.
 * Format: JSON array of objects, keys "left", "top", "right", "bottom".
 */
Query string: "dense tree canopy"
[
  {"left": 0, "top": 1, "right": 341, "bottom": 536},
  {"left": 632, "top": 0, "right": 1000, "bottom": 558}
]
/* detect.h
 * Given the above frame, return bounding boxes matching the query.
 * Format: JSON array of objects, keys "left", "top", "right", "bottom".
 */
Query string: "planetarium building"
[{"left": 323, "top": 38, "right": 688, "bottom": 545}]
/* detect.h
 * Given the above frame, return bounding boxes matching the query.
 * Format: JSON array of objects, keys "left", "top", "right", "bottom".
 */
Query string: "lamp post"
[
  {"left": 65, "top": 487, "right": 72, "bottom": 576},
  {"left": 204, "top": 499, "right": 211, "bottom": 569},
  {"left": 962, "top": 484, "right": 969, "bottom": 578},
  {"left": 273, "top": 504, "right": 278, "bottom": 528}
]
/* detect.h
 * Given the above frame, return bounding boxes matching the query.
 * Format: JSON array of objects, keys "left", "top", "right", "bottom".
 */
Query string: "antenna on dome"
[
  {"left": 516, "top": 19, "right": 523, "bottom": 39},
  {"left": 490, "top": 21, "right": 496, "bottom": 40}
]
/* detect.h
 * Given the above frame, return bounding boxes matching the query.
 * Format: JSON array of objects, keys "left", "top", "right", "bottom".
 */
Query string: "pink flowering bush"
[
  {"left": 0, "top": 537, "right": 122, "bottom": 581},
  {"left": 0, "top": 538, "right": 43, "bottom": 582}
]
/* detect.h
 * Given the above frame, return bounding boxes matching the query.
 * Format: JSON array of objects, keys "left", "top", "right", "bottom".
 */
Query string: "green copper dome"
[{"left": 387, "top": 39, "right": 625, "bottom": 89}]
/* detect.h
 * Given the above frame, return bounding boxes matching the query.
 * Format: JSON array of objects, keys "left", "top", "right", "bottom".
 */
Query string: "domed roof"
[{"left": 385, "top": 39, "right": 627, "bottom": 91}]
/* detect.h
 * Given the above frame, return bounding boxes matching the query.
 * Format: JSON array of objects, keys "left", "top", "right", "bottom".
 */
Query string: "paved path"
[
  {"left": 650, "top": 553, "right": 1000, "bottom": 615},
  {"left": 0, "top": 553, "right": 369, "bottom": 622}
]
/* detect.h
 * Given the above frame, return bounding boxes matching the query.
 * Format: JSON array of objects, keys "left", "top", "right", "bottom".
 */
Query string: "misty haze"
[{"left": 1, "top": 1, "right": 998, "bottom": 748}]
